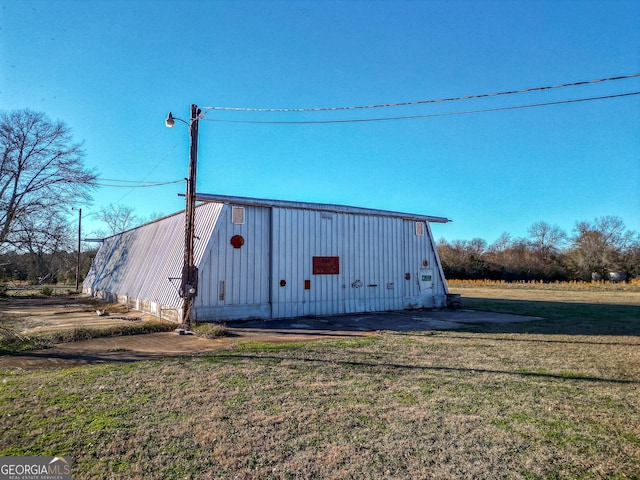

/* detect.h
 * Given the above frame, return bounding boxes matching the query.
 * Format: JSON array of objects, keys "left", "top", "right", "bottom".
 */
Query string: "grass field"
[
  {"left": 1, "top": 285, "right": 639, "bottom": 479},
  {"left": 2, "top": 283, "right": 77, "bottom": 296},
  {"left": 449, "top": 281, "right": 640, "bottom": 336}
]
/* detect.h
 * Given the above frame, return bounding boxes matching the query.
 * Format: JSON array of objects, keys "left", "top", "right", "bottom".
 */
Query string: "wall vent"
[
  {"left": 232, "top": 206, "right": 245, "bottom": 224},
  {"left": 415, "top": 221, "right": 424, "bottom": 236},
  {"left": 218, "top": 281, "right": 225, "bottom": 301}
]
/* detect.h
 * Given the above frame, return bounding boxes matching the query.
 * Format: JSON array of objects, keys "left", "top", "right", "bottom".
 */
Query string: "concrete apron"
[{"left": 231, "top": 308, "right": 541, "bottom": 333}]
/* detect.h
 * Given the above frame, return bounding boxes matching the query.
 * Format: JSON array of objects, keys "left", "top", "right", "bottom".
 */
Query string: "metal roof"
[{"left": 195, "top": 193, "right": 452, "bottom": 224}]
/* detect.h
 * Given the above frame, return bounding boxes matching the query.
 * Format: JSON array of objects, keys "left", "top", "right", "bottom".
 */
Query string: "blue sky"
[{"left": 2, "top": 0, "right": 639, "bottom": 244}]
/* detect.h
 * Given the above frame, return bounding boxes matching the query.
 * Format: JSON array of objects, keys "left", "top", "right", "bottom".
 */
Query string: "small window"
[
  {"left": 232, "top": 206, "right": 245, "bottom": 224},
  {"left": 415, "top": 221, "right": 424, "bottom": 236}
]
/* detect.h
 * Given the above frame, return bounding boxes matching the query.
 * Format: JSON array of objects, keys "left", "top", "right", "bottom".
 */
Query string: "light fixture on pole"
[
  {"left": 165, "top": 112, "right": 176, "bottom": 128},
  {"left": 165, "top": 105, "right": 201, "bottom": 329}
]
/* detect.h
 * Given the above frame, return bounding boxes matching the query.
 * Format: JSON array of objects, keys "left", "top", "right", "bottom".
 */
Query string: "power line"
[
  {"left": 94, "top": 180, "right": 183, "bottom": 188},
  {"left": 111, "top": 135, "right": 187, "bottom": 204},
  {"left": 203, "top": 73, "right": 640, "bottom": 113},
  {"left": 97, "top": 178, "right": 182, "bottom": 184},
  {"left": 202, "top": 91, "right": 640, "bottom": 125}
]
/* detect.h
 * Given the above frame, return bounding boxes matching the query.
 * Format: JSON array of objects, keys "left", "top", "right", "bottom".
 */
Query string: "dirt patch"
[
  {"left": 0, "top": 294, "right": 371, "bottom": 369},
  {"left": 1, "top": 295, "right": 150, "bottom": 334},
  {"left": 0, "top": 329, "right": 365, "bottom": 369}
]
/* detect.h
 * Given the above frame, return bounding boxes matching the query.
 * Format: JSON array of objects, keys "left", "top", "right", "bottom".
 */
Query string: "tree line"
[
  {"left": 0, "top": 108, "right": 94, "bottom": 284},
  {"left": 0, "top": 108, "right": 160, "bottom": 285},
  {"left": 437, "top": 218, "right": 640, "bottom": 282}
]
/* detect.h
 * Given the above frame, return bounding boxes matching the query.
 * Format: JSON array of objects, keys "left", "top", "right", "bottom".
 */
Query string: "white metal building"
[{"left": 83, "top": 194, "right": 451, "bottom": 323}]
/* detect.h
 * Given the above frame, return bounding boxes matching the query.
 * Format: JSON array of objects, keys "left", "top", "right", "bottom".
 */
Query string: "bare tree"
[
  {"left": 0, "top": 109, "right": 97, "bottom": 251},
  {"left": 96, "top": 204, "right": 138, "bottom": 236},
  {"left": 568, "top": 216, "right": 634, "bottom": 279},
  {"left": 488, "top": 232, "right": 512, "bottom": 254},
  {"left": 437, "top": 238, "right": 489, "bottom": 279},
  {"left": 528, "top": 221, "right": 566, "bottom": 259},
  {"left": 622, "top": 237, "right": 640, "bottom": 279},
  {"left": 12, "top": 209, "right": 72, "bottom": 282},
  {"left": 139, "top": 211, "right": 165, "bottom": 224}
]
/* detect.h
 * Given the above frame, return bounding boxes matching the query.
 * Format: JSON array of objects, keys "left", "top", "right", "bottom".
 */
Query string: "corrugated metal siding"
[
  {"left": 270, "top": 209, "right": 440, "bottom": 318},
  {"left": 425, "top": 220, "right": 449, "bottom": 298},
  {"left": 341, "top": 214, "right": 406, "bottom": 314},
  {"left": 271, "top": 207, "right": 344, "bottom": 318},
  {"left": 402, "top": 220, "right": 430, "bottom": 307},
  {"left": 195, "top": 204, "right": 271, "bottom": 320},
  {"left": 84, "top": 194, "right": 449, "bottom": 321},
  {"left": 83, "top": 203, "right": 221, "bottom": 320}
]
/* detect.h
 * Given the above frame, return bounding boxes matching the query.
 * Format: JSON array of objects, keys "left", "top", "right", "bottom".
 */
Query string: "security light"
[{"left": 165, "top": 112, "right": 175, "bottom": 128}]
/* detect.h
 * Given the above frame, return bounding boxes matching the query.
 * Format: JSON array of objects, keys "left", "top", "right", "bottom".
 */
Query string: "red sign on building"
[{"left": 313, "top": 256, "right": 340, "bottom": 275}]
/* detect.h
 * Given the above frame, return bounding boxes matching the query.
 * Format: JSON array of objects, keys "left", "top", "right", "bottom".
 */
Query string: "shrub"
[
  {"left": 40, "top": 286, "right": 54, "bottom": 296},
  {"left": 194, "top": 322, "right": 231, "bottom": 338}
]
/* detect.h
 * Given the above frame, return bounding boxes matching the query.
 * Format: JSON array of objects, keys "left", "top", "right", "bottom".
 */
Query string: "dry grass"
[
  {"left": 193, "top": 322, "right": 232, "bottom": 338},
  {"left": 1, "top": 286, "right": 640, "bottom": 479},
  {"left": 2, "top": 282, "right": 78, "bottom": 297},
  {"left": 448, "top": 279, "right": 640, "bottom": 288},
  {"left": 453, "top": 286, "right": 640, "bottom": 305}
]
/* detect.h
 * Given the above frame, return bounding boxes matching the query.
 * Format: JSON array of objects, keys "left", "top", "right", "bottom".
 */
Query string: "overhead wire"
[
  {"left": 201, "top": 73, "right": 640, "bottom": 113},
  {"left": 97, "top": 178, "right": 175, "bottom": 184},
  {"left": 93, "top": 74, "right": 639, "bottom": 197},
  {"left": 94, "top": 179, "right": 183, "bottom": 188},
  {"left": 203, "top": 91, "right": 640, "bottom": 125},
  {"left": 110, "top": 134, "right": 187, "bottom": 204}
]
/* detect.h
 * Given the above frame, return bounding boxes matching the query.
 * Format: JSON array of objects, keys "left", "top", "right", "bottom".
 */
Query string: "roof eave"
[{"left": 194, "top": 193, "right": 452, "bottom": 224}]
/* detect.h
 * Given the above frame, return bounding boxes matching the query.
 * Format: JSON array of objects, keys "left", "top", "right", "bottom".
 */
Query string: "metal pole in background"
[
  {"left": 75, "top": 208, "right": 82, "bottom": 292},
  {"left": 181, "top": 104, "right": 200, "bottom": 329}
]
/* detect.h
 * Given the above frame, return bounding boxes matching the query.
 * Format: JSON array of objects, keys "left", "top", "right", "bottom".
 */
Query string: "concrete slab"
[{"left": 230, "top": 308, "right": 541, "bottom": 333}]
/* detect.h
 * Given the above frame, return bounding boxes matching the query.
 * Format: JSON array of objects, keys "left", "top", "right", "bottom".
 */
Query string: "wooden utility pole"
[
  {"left": 181, "top": 104, "right": 200, "bottom": 329},
  {"left": 75, "top": 208, "right": 82, "bottom": 292}
]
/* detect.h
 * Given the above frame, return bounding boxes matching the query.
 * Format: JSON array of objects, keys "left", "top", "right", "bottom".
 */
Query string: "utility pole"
[
  {"left": 75, "top": 208, "right": 82, "bottom": 292},
  {"left": 181, "top": 104, "right": 200, "bottom": 329}
]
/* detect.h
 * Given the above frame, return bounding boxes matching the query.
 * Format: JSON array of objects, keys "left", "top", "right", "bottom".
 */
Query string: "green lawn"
[{"left": 451, "top": 284, "right": 640, "bottom": 336}]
